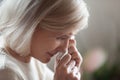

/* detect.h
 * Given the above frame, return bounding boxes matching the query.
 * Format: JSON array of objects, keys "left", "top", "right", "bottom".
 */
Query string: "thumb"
[{"left": 54, "top": 52, "right": 63, "bottom": 71}]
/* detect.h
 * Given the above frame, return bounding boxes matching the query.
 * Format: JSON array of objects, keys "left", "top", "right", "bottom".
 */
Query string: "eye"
[
  {"left": 56, "top": 35, "right": 74, "bottom": 41},
  {"left": 56, "top": 37, "right": 68, "bottom": 40}
]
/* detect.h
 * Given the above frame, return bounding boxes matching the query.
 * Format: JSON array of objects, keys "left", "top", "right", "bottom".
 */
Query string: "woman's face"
[{"left": 31, "top": 27, "right": 77, "bottom": 63}]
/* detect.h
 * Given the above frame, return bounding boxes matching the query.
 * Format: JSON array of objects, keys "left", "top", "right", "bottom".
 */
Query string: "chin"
[{"left": 40, "top": 58, "right": 51, "bottom": 63}]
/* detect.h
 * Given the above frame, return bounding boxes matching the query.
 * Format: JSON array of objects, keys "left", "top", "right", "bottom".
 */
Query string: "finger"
[
  {"left": 72, "top": 67, "right": 81, "bottom": 80},
  {"left": 69, "top": 39, "right": 76, "bottom": 47},
  {"left": 75, "top": 71, "right": 81, "bottom": 80},
  {"left": 72, "top": 51, "right": 82, "bottom": 68},
  {"left": 68, "top": 43, "right": 78, "bottom": 54},
  {"left": 67, "top": 60, "right": 76, "bottom": 72},
  {"left": 69, "top": 39, "right": 83, "bottom": 68},
  {"left": 68, "top": 46, "right": 82, "bottom": 68},
  {"left": 56, "top": 52, "right": 63, "bottom": 63},
  {"left": 57, "top": 54, "right": 71, "bottom": 67},
  {"left": 68, "top": 67, "right": 81, "bottom": 80},
  {"left": 72, "top": 66, "right": 79, "bottom": 75},
  {"left": 55, "top": 51, "right": 67, "bottom": 68}
]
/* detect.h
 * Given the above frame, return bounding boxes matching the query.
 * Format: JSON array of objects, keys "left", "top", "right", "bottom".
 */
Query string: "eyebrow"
[
  {"left": 53, "top": 31, "right": 75, "bottom": 39},
  {"left": 60, "top": 35, "right": 70, "bottom": 38},
  {"left": 59, "top": 34, "right": 75, "bottom": 39}
]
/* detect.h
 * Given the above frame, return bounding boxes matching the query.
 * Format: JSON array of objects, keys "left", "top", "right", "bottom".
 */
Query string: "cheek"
[
  {"left": 31, "top": 38, "right": 60, "bottom": 53},
  {"left": 30, "top": 38, "right": 41, "bottom": 53},
  {"left": 44, "top": 40, "right": 61, "bottom": 52}
]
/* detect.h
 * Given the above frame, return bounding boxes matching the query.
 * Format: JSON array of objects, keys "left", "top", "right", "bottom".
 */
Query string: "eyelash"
[
  {"left": 56, "top": 37, "right": 68, "bottom": 40},
  {"left": 56, "top": 35, "right": 75, "bottom": 41}
]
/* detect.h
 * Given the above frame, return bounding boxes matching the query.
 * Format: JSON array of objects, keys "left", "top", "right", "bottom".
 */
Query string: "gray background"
[{"left": 48, "top": 0, "right": 120, "bottom": 71}]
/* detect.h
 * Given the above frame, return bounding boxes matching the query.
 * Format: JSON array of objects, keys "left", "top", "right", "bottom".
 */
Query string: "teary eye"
[
  {"left": 56, "top": 34, "right": 75, "bottom": 41},
  {"left": 56, "top": 37, "right": 68, "bottom": 40}
]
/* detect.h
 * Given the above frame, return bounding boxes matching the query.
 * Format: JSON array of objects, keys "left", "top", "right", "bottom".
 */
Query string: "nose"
[{"left": 59, "top": 39, "right": 69, "bottom": 53}]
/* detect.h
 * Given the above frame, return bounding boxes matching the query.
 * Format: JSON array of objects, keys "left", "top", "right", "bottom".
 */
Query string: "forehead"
[
  {"left": 55, "top": 26, "right": 80, "bottom": 35},
  {"left": 37, "top": 25, "right": 81, "bottom": 38},
  {"left": 41, "top": 28, "right": 74, "bottom": 37}
]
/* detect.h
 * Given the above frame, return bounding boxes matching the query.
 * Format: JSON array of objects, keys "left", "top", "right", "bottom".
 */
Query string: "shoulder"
[
  {"left": 0, "top": 49, "right": 24, "bottom": 80},
  {"left": 0, "top": 48, "right": 7, "bottom": 69},
  {"left": 0, "top": 67, "right": 24, "bottom": 80},
  {"left": 33, "top": 58, "right": 54, "bottom": 80},
  {"left": 45, "top": 66, "right": 54, "bottom": 80}
]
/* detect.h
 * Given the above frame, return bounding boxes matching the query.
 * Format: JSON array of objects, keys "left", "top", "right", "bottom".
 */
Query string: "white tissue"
[{"left": 56, "top": 50, "right": 68, "bottom": 60}]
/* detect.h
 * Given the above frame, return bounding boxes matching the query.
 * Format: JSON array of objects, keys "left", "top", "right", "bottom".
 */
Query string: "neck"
[{"left": 4, "top": 46, "right": 31, "bottom": 63}]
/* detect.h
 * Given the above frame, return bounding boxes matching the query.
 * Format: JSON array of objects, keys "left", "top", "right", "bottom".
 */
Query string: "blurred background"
[
  {"left": 48, "top": 0, "right": 120, "bottom": 80},
  {"left": 0, "top": 0, "right": 119, "bottom": 80}
]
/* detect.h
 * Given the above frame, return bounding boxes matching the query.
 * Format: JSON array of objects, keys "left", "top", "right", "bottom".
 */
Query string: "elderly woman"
[{"left": 0, "top": 0, "right": 89, "bottom": 80}]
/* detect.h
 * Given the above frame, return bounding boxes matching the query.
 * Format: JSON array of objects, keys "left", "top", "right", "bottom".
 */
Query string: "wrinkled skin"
[
  {"left": 31, "top": 27, "right": 83, "bottom": 80},
  {"left": 54, "top": 39, "right": 83, "bottom": 80}
]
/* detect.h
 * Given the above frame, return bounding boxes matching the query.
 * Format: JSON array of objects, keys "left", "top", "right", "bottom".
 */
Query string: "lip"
[{"left": 47, "top": 52, "right": 54, "bottom": 57}]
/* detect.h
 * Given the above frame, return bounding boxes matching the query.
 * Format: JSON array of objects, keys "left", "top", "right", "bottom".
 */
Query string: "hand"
[
  {"left": 68, "top": 39, "right": 83, "bottom": 68},
  {"left": 54, "top": 39, "right": 83, "bottom": 80}
]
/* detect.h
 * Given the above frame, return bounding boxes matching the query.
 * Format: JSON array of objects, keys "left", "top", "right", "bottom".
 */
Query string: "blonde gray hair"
[{"left": 0, "top": 0, "right": 89, "bottom": 56}]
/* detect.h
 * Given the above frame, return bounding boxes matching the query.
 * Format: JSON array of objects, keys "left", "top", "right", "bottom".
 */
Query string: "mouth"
[{"left": 47, "top": 52, "right": 54, "bottom": 57}]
